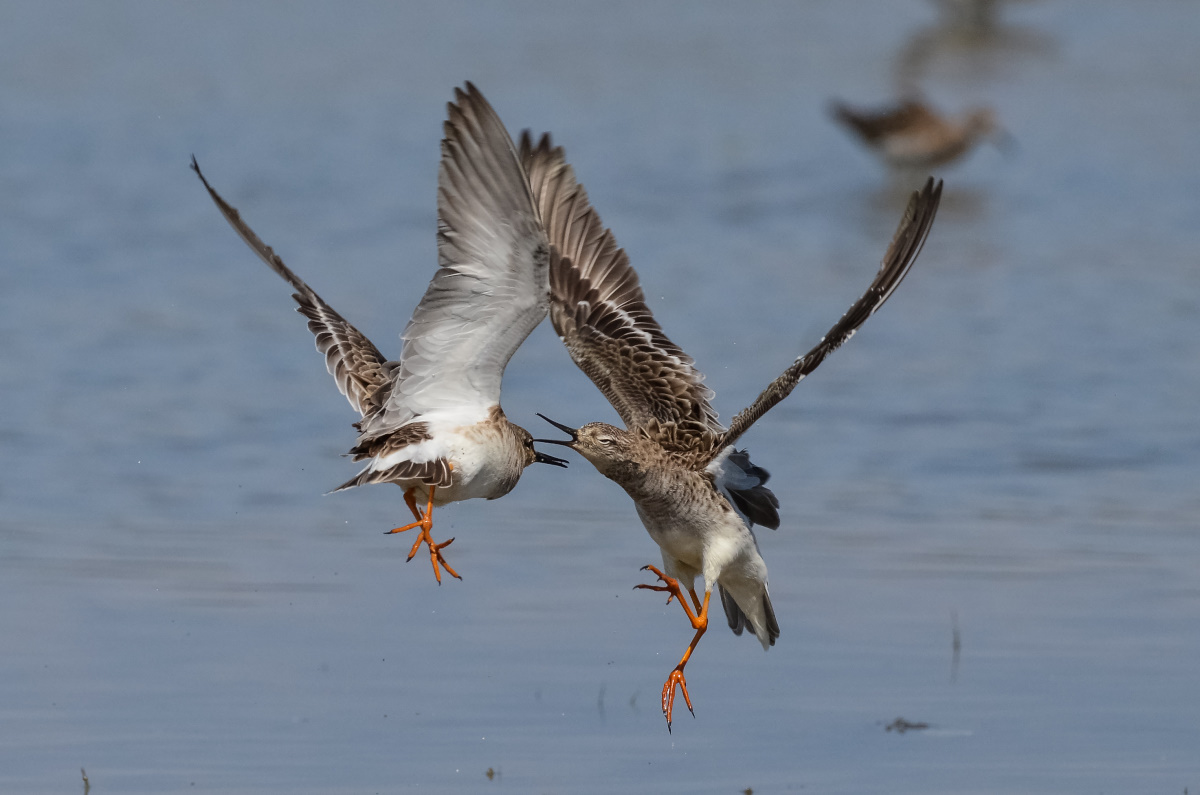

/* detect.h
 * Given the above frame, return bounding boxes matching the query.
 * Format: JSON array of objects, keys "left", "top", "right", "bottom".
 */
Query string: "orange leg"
[
  {"left": 402, "top": 489, "right": 423, "bottom": 522},
  {"left": 386, "top": 485, "right": 460, "bottom": 584},
  {"left": 635, "top": 564, "right": 711, "bottom": 731}
]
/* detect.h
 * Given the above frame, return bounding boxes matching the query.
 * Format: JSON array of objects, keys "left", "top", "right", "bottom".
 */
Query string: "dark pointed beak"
[
  {"left": 533, "top": 413, "right": 578, "bottom": 448},
  {"left": 533, "top": 449, "right": 569, "bottom": 468}
]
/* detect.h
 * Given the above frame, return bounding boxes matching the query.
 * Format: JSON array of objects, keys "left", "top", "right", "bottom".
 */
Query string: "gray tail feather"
[
  {"left": 720, "top": 585, "right": 747, "bottom": 636},
  {"left": 729, "top": 485, "right": 781, "bottom": 530},
  {"left": 719, "top": 586, "right": 779, "bottom": 648},
  {"left": 762, "top": 591, "right": 780, "bottom": 646},
  {"left": 726, "top": 449, "right": 781, "bottom": 530}
]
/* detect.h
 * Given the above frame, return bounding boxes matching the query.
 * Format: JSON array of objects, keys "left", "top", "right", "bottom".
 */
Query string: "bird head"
[{"left": 533, "top": 414, "right": 640, "bottom": 478}]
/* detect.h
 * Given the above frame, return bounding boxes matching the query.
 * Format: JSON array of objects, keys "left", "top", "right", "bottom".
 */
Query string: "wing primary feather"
[
  {"left": 366, "top": 84, "right": 550, "bottom": 439},
  {"left": 190, "top": 156, "right": 392, "bottom": 417},
  {"left": 521, "top": 132, "right": 722, "bottom": 434},
  {"left": 718, "top": 177, "right": 942, "bottom": 450}
]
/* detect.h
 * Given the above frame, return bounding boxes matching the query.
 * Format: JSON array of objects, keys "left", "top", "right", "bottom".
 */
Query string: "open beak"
[
  {"left": 533, "top": 448, "right": 570, "bottom": 468},
  {"left": 533, "top": 413, "right": 578, "bottom": 449}
]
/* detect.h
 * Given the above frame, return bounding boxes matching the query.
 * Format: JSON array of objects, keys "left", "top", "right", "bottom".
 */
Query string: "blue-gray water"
[{"left": 2, "top": 2, "right": 1198, "bottom": 792}]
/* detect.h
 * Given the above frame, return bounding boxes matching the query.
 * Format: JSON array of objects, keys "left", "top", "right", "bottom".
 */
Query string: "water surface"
[{"left": 2, "top": 2, "right": 1198, "bottom": 792}]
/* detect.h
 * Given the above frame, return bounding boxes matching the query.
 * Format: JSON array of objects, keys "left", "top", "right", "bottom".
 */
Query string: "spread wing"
[
  {"left": 717, "top": 177, "right": 942, "bottom": 451},
  {"left": 519, "top": 131, "right": 722, "bottom": 435},
  {"left": 360, "top": 83, "right": 550, "bottom": 439},
  {"left": 191, "top": 157, "right": 394, "bottom": 418}
]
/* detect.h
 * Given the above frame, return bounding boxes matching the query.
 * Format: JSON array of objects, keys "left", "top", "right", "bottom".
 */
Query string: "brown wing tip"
[
  {"left": 449, "top": 81, "right": 494, "bottom": 120},
  {"left": 519, "top": 128, "right": 562, "bottom": 160},
  {"left": 919, "top": 175, "right": 945, "bottom": 205},
  {"left": 869, "top": 175, "right": 942, "bottom": 309},
  {"left": 444, "top": 81, "right": 495, "bottom": 141},
  {"left": 189, "top": 155, "right": 246, "bottom": 227},
  {"left": 910, "top": 175, "right": 944, "bottom": 244},
  {"left": 189, "top": 154, "right": 216, "bottom": 196},
  {"left": 453, "top": 80, "right": 478, "bottom": 107},
  {"left": 893, "top": 177, "right": 943, "bottom": 249},
  {"left": 440, "top": 81, "right": 528, "bottom": 172}
]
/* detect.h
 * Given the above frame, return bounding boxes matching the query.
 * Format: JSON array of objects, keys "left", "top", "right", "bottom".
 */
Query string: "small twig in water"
[
  {"left": 951, "top": 609, "right": 961, "bottom": 683},
  {"left": 885, "top": 717, "right": 929, "bottom": 734}
]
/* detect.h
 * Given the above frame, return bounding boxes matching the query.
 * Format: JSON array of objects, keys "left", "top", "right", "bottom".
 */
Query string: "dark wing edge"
[
  {"left": 717, "top": 177, "right": 943, "bottom": 451},
  {"left": 190, "top": 157, "right": 392, "bottom": 418},
  {"left": 518, "top": 131, "right": 722, "bottom": 434}
]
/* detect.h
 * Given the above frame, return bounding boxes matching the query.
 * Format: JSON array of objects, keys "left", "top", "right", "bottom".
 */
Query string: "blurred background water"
[{"left": 2, "top": 1, "right": 1198, "bottom": 792}]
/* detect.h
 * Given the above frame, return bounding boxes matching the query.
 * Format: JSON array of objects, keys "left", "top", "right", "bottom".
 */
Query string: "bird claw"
[
  {"left": 389, "top": 520, "right": 461, "bottom": 584},
  {"left": 633, "top": 582, "right": 676, "bottom": 606},
  {"left": 634, "top": 565, "right": 684, "bottom": 608},
  {"left": 662, "top": 667, "right": 695, "bottom": 730},
  {"left": 427, "top": 542, "right": 461, "bottom": 585}
]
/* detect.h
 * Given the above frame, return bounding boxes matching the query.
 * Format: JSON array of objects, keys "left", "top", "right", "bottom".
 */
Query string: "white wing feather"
[{"left": 358, "top": 83, "right": 549, "bottom": 440}]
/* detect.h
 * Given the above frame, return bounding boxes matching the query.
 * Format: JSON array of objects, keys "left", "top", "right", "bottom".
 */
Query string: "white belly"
[
  {"left": 383, "top": 418, "right": 519, "bottom": 506},
  {"left": 635, "top": 500, "right": 764, "bottom": 593}
]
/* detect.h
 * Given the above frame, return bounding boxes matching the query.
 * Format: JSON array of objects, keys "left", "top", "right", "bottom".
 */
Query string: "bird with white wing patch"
[{"left": 192, "top": 84, "right": 568, "bottom": 584}]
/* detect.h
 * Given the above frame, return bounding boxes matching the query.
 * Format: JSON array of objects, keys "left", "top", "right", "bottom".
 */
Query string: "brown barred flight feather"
[
  {"left": 718, "top": 177, "right": 942, "bottom": 451},
  {"left": 190, "top": 157, "right": 394, "bottom": 419},
  {"left": 519, "top": 131, "right": 722, "bottom": 436}
]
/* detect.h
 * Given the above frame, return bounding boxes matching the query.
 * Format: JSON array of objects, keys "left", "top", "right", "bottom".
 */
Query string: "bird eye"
[{"left": 597, "top": 436, "right": 614, "bottom": 446}]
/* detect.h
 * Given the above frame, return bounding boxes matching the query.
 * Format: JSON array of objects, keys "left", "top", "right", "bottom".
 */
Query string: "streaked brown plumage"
[
  {"left": 522, "top": 129, "right": 942, "bottom": 729},
  {"left": 831, "top": 98, "right": 1004, "bottom": 171}
]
